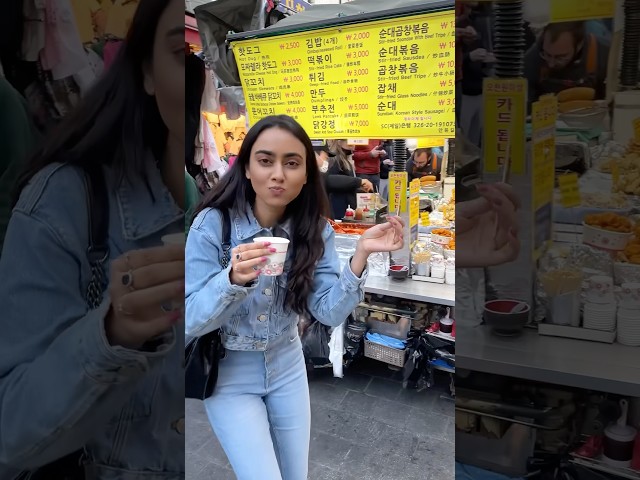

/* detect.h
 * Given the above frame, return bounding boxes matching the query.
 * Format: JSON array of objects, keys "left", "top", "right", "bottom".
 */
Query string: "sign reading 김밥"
[{"left": 231, "top": 11, "right": 455, "bottom": 138}]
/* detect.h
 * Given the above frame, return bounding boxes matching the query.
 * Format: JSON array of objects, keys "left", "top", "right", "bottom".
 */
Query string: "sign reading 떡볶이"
[{"left": 231, "top": 11, "right": 455, "bottom": 139}]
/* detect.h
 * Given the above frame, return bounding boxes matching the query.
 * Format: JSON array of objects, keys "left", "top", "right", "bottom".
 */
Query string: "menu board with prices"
[
  {"left": 482, "top": 78, "right": 527, "bottom": 177},
  {"left": 231, "top": 10, "right": 455, "bottom": 139}
]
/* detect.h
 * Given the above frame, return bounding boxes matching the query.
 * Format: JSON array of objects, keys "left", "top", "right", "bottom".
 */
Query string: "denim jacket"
[
  {"left": 0, "top": 161, "right": 185, "bottom": 479},
  {"left": 185, "top": 205, "right": 368, "bottom": 350}
]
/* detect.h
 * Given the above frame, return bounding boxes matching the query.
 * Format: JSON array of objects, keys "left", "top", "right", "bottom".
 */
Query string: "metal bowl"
[{"left": 559, "top": 108, "right": 607, "bottom": 130}]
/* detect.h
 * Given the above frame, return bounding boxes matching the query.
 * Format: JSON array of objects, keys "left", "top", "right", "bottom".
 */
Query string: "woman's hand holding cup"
[{"left": 229, "top": 241, "right": 275, "bottom": 286}]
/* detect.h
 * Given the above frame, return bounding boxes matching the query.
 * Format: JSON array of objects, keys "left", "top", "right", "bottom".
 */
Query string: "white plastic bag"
[{"left": 328, "top": 322, "right": 345, "bottom": 378}]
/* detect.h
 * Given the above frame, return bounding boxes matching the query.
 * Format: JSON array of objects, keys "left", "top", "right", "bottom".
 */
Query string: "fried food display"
[{"left": 584, "top": 212, "right": 632, "bottom": 233}]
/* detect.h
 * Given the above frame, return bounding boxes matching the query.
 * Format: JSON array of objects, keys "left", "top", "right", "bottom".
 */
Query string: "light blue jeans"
[{"left": 204, "top": 326, "right": 311, "bottom": 480}]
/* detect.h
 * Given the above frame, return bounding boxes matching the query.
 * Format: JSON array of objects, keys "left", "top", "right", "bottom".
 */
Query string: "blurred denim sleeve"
[
  {"left": 308, "top": 222, "right": 368, "bottom": 327},
  {"left": 185, "top": 208, "right": 255, "bottom": 337},
  {"left": 0, "top": 203, "right": 169, "bottom": 468}
]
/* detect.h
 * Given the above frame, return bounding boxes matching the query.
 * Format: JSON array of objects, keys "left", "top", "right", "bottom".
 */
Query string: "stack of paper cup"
[
  {"left": 431, "top": 254, "right": 445, "bottom": 279},
  {"left": 583, "top": 275, "right": 616, "bottom": 331},
  {"left": 617, "top": 309, "right": 640, "bottom": 346},
  {"left": 444, "top": 258, "right": 455, "bottom": 284}
]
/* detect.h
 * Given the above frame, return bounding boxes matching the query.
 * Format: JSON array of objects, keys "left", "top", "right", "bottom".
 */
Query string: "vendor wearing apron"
[{"left": 523, "top": 21, "right": 610, "bottom": 105}]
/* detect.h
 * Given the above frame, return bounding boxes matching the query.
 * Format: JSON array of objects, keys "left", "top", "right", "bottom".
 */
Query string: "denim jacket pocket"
[{"left": 223, "top": 303, "right": 249, "bottom": 336}]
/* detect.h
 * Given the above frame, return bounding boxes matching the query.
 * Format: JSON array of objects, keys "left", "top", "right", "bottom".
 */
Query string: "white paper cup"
[
  {"left": 254, "top": 237, "right": 290, "bottom": 276},
  {"left": 161, "top": 233, "right": 186, "bottom": 246}
]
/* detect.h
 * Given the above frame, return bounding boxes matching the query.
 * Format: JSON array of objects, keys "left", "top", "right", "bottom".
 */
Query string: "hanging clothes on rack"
[
  {"left": 40, "top": 0, "right": 90, "bottom": 81},
  {"left": 195, "top": 113, "right": 228, "bottom": 184}
]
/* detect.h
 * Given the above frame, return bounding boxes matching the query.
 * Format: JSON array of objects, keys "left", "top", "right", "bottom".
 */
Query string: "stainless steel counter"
[
  {"left": 364, "top": 276, "right": 455, "bottom": 305},
  {"left": 456, "top": 325, "right": 640, "bottom": 396}
]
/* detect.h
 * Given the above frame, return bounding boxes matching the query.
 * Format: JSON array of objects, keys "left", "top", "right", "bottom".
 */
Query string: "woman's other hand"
[
  {"left": 456, "top": 183, "right": 520, "bottom": 268},
  {"left": 358, "top": 215, "right": 405, "bottom": 254}
]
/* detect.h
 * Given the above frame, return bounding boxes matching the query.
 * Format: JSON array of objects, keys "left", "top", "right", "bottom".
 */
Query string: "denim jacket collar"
[
  {"left": 108, "top": 157, "right": 184, "bottom": 241},
  {"left": 232, "top": 203, "right": 292, "bottom": 241}
]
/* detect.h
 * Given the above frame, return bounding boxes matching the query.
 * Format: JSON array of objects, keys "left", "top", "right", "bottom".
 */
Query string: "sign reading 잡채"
[{"left": 231, "top": 11, "right": 455, "bottom": 139}]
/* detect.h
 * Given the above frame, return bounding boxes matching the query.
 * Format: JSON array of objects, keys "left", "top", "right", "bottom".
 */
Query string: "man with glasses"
[{"left": 523, "top": 21, "right": 610, "bottom": 105}]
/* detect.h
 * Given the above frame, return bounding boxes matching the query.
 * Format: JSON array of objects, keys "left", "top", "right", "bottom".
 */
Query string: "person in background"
[
  {"left": 319, "top": 141, "right": 373, "bottom": 220},
  {"left": 523, "top": 21, "right": 609, "bottom": 105},
  {"left": 353, "top": 139, "right": 385, "bottom": 191},
  {"left": 460, "top": 2, "right": 494, "bottom": 147},
  {"left": 407, "top": 148, "right": 441, "bottom": 181}
]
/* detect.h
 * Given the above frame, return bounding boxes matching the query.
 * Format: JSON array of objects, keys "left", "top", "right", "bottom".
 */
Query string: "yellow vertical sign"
[
  {"left": 558, "top": 174, "right": 581, "bottom": 208},
  {"left": 634, "top": 117, "right": 640, "bottom": 143},
  {"left": 531, "top": 95, "right": 557, "bottom": 210},
  {"left": 388, "top": 172, "right": 408, "bottom": 214},
  {"left": 409, "top": 179, "right": 420, "bottom": 248},
  {"left": 550, "top": 0, "right": 615, "bottom": 22},
  {"left": 483, "top": 78, "right": 527, "bottom": 176}
]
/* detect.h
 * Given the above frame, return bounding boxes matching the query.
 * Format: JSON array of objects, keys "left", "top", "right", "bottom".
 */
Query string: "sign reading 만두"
[{"left": 231, "top": 11, "right": 455, "bottom": 139}]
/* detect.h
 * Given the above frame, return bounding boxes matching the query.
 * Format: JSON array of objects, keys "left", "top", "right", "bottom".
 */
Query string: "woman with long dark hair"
[
  {"left": 185, "top": 114, "right": 405, "bottom": 480},
  {"left": 0, "top": 0, "right": 185, "bottom": 478}
]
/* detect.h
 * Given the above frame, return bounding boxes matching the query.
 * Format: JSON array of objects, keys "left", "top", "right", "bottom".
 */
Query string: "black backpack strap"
[
  {"left": 220, "top": 209, "right": 232, "bottom": 268},
  {"left": 83, "top": 164, "right": 110, "bottom": 309}
]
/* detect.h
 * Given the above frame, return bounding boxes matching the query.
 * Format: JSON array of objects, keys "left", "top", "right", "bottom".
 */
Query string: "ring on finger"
[
  {"left": 252, "top": 265, "right": 260, "bottom": 271},
  {"left": 236, "top": 252, "right": 242, "bottom": 261},
  {"left": 161, "top": 303, "right": 174, "bottom": 313},
  {"left": 121, "top": 270, "right": 135, "bottom": 291}
]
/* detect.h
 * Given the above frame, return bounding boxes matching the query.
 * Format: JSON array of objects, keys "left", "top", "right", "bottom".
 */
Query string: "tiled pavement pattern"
[{"left": 186, "top": 357, "right": 454, "bottom": 480}]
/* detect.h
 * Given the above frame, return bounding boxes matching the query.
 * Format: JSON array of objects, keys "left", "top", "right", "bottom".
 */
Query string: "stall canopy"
[{"left": 194, "top": 0, "right": 452, "bottom": 87}]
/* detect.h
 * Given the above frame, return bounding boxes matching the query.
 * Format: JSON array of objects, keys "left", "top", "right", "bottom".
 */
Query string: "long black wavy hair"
[
  {"left": 194, "top": 114, "right": 331, "bottom": 316},
  {"left": 13, "top": 0, "right": 172, "bottom": 205}
]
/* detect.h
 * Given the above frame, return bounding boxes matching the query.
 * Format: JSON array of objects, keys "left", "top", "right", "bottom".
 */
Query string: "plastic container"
[
  {"left": 366, "top": 316, "right": 411, "bottom": 340},
  {"left": 603, "top": 399, "right": 638, "bottom": 468}
]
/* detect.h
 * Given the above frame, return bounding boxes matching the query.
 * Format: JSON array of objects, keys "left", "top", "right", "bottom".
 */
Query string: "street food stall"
[{"left": 194, "top": 0, "right": 456, "bottom": 397}]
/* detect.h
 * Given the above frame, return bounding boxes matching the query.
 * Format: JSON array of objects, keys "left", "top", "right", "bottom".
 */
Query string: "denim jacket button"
[
  {"left": 263, "top": 288, "right": 272, "bottom": 296},
  {"left": 172, "top": 417, "right": 185, "bottom": 434},
  {"left": 258, "top": 314, "right": 267, "bottom": 322}
]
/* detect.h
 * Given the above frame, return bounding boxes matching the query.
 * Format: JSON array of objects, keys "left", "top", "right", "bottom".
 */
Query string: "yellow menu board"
[
  {"left": 409, "top": 179, "right": 421, "bottom": 248},
  {"left": 388, "top": 172, "right": 408, "bottom": 215},
  {"left": 551, "top": 0, "right": 615, "bottom": 21},
  {"left": 231, "top": 11, "right": 455, "bottom": 139},
  {"left": 531, "top": 95, "right": 557, "bottom": 210},
  {"left": 483, "top": 78, "right": 527, "bottom": 176}
]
